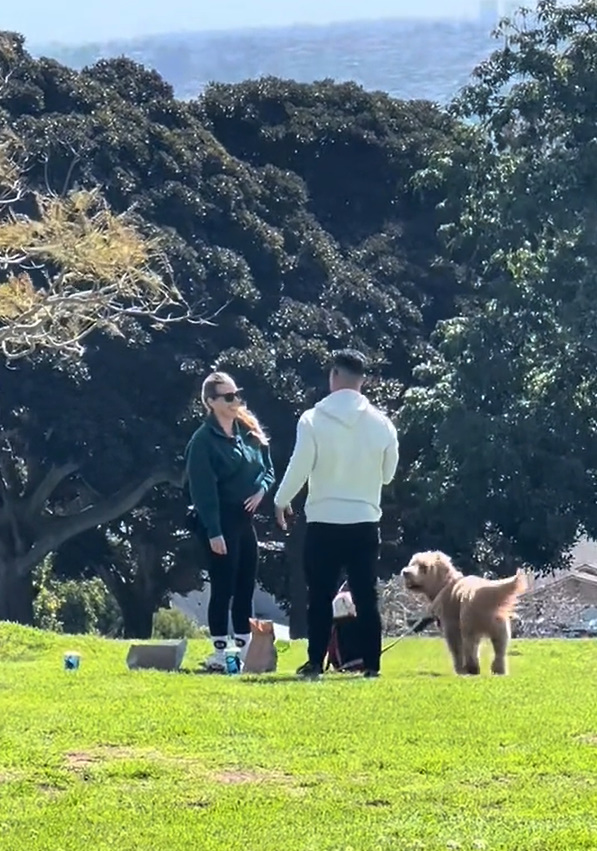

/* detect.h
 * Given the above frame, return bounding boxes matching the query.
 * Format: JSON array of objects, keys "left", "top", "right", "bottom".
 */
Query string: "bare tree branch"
[
  {"left": 0, "top": 443, "right": 23, "bottom": 496},
  {"left": 0, "top": 138, "right": 220, "bottom": 361},
  {"left": 25, "top": 461, "right": 80, "bottom": 519}
]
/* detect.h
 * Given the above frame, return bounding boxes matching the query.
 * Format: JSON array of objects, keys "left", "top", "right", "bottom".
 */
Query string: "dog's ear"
[{"left": 433, "top": 552, "right": 449, "bottom": 571}]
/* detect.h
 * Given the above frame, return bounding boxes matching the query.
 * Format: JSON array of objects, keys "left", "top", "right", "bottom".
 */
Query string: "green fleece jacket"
[{"left": 184, "top": 415, "right": 275, "bottom": 538}]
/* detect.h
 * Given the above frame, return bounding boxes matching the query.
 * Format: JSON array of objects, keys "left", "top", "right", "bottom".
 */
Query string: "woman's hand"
[
  {"left": 244, "top": 488, "right": 265, "bottom": 514},
  {"left": 209, "top": 535, "right": 227, "bottom": 555}
]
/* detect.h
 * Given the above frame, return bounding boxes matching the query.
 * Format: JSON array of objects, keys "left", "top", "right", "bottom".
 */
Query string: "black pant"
[
  {"left": 197, "top": 507, "right": 258, "bottom": 637},
  {"left": 303, "top": 521, "right": 382, "bottom": 671}
]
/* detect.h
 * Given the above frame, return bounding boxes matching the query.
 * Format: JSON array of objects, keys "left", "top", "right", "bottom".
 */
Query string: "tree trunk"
[
  {"left": 120, "top": 598, "right": 156, "bottom": 639},
  {"left": 0, "top": 564, "right": 34, "bottom": 624},
  {"left": 99, "top": 572, "right": 167, "bottom": 641}
]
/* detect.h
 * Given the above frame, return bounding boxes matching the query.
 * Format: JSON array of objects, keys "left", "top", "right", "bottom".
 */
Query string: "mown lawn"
[{"left": 0, "top": 623, "right": 596, "bottom": 850}]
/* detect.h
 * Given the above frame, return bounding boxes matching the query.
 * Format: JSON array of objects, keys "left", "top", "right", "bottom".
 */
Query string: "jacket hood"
[{"left": 314, "top": 389, "right": 370, "bottom": 428}]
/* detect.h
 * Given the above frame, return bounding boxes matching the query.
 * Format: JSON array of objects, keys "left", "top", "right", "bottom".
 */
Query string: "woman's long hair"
[{"left": 201, "top": 371, "right": 269, "bottom": 446}]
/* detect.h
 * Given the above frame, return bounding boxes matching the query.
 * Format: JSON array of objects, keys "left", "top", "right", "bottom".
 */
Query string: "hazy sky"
[{"left": 6, "top": 0, "right": 481, "bottom": 45}]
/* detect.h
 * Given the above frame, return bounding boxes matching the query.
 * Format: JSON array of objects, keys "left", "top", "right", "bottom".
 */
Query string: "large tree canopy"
[
  {"left": 397, "top": 0, "right": 597, "bottom": 574},
  {"left": 197, "top": 76, "right": 471, "bottom": 452},
  {"left": 8, "top": 15, "right": 593, "bottom": 631},
  {"left": 0, "top": 33, "right": 469, "bottom": 627}
]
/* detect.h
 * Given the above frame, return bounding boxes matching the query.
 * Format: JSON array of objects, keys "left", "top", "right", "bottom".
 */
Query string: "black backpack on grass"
[
  {"left": 324, "top": 584, "right": 365, "bottom": 672},
  {"left": 324, "top": 614, "right": 366, "bottom": 672},
  {"left": 323, "top": 583, "right": 438, "bottom": 673}
]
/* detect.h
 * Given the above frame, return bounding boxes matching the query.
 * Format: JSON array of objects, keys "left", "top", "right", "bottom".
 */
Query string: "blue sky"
[{"left": 6, "top": 0, "right": 481, "bottom": 45}]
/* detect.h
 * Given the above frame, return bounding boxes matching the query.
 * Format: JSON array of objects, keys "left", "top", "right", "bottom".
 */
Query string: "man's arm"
[
  {"left": 274, "top": 414, "right": 316, "bottom": 508},
  {"left": 382, "top": 419, "right": 399, "bottom": 485}
]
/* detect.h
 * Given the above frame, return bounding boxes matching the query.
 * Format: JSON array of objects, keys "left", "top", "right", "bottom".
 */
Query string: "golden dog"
[{"left": 401, "top": 551, "right": 526, "bottom": 676}]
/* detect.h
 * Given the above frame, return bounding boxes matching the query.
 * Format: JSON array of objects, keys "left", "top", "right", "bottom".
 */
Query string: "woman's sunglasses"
[{"left": 213, "top": 391, "right": 242, "bottom": 403}]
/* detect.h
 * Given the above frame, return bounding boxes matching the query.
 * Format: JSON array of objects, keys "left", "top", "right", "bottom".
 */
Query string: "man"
[{"left": 274, "top": 349, "right": 399, "bottom": 678}]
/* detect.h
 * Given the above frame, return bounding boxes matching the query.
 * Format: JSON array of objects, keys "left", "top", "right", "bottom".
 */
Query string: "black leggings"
[{"left": 197, "top": 507, "right": 258, "bottom": 637}]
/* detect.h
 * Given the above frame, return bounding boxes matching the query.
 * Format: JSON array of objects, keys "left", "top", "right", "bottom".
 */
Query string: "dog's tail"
[{"left": 493, "top": 569, "right": 527, "bottom": 617}]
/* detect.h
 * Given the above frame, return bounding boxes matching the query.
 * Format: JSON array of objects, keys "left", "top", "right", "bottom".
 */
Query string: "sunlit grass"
[{"left": 0, "top": 623, "right": 596, "bottom": 850}]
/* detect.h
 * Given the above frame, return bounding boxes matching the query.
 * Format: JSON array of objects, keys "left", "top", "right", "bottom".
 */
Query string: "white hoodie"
[{"left": 274, "top": 389, "right": 399, "bottom": 524}]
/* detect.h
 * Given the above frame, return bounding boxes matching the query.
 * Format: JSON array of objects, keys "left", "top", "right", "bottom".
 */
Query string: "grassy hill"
[{"left": 0, "top": 623, "right": 596, "bottom": 849}]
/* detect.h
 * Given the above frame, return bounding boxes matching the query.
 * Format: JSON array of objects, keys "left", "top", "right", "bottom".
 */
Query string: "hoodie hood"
[{"left": 314, "top": 389, "right": 370, "bottom": 428}]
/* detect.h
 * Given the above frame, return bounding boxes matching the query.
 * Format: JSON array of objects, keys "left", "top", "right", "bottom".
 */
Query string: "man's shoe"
[
  {"left": 363, "top": 669, "right": 380, "bottom": 678},
  {"left": 296, "top": 661, "right": 323, "bottom": 679}
]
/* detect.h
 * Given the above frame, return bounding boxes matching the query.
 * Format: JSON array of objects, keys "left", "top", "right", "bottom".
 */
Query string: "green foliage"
[
  {"left": 152, "top": 607, "right": 206, "bottom": 639},
  {"left": 0, "top": 30, "right": 471, "bottom": 617},
  {"left": 52, "top": 496, "right": 207, "bottom": 639},
  {"left": 6, "top": 12, "right": 597, "bottom": 605},
  {"left": 33, "top": 559, "right": 120, "bottom": 635},
  {"left": 394, "top": 1, "right": 597, "bottom": 574},
  {"left": 199, "top": 77, "right": 459, "bottom": 239},
  {"left": 195, "top": 78, "right": 471, "bottom": 575}
]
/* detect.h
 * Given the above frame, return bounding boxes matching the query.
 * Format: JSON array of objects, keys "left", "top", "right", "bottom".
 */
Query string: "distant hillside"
[{"left": 32, "top": 18, "right": 499, "bottom": 103}]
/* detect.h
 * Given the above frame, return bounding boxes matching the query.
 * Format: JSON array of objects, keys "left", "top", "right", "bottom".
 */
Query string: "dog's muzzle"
[{"left": 401, "top": 571, "right": 421, "bottom": 590}]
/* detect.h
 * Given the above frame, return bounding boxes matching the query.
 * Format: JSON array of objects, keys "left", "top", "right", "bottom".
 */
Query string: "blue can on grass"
[
  {"left": 225, "top": 653, "right": 241, "bottom": 675},
  {"left": 64, "top": 652, "right": 81, "bottom": 671}
]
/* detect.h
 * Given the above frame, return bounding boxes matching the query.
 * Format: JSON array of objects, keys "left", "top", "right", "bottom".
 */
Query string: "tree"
[
  {"left": 0, "top": 33, "right": 472, "bottom": 623},
  {"left": 0, "top": 141, "right": 203, "bottom": 360},
  {"left": 0, "top": 136, "right": 212, "bottom": 620},
  {"left": 0, "top": 36, "right": 220, "bottom": 621},
  {"left": 198, "top": 77, "right": 473, "bottom": 585},
  {"left": 397, "top": 0, "right": 597, "bottom": 574},
  {"left": 52, "top": 487, "right": 204, "bottom": 638}
]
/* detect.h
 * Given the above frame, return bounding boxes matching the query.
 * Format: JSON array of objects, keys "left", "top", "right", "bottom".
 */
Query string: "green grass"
[{"left": 1, "top": 624, "right": 597, "bottom": 850}]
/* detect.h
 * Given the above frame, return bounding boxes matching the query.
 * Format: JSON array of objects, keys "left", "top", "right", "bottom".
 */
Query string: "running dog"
[{"left": 401, "top": 550, "right": 526, "bottom": 676}]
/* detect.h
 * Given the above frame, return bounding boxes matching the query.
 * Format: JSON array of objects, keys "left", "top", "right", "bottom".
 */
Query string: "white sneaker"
[{"left": 203, "top": 653, "right": 226, "bottom": 673}]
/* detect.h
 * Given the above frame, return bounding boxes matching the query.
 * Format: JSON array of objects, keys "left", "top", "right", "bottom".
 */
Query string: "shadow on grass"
[
  {"left": 176, "top": 667, "right": 446, "bottom": 681},
  {"left": 178, "top": 667, "right": 242, "bottom": 677},
  {"left": 241, "top": 674, "right": 322, "bottom": 685},
  {"left": 240, "top": 671, "right": 448, "bottom": 684},
  {"left": 177, "top": 668, "right": 320, "bottom": 682}
]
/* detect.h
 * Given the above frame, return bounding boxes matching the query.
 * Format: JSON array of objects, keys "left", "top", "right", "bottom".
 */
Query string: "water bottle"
[
  {"left": 225, "top": 652, "right": 241, "bottom": 674},
  {"left": 64, "top": 652, "right": 81, "bottom": 671}
]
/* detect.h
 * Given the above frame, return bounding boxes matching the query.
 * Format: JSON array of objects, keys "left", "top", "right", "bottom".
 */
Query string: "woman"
[{"left": 184, "top": 371, "right": 275, "bottom": 672}]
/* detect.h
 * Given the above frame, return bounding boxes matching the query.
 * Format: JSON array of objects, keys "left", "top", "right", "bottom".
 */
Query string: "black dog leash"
[
  {"left": 333, "top": 580, "right": 437, "bottom": 656},
  {"left": 381, "top": 614, "right": 437, "bottom": 656}
]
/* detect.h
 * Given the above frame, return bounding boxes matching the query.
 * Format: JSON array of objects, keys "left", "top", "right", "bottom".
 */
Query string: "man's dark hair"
[{"left": 330, "top": 349, "right": 367, "bottom": 377}]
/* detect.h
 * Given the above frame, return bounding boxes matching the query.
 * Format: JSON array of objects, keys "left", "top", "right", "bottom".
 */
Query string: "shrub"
[
  {"left": 152, "top": 606, "right": 206, "bottom": 639},
  {"left": 33, "top": 559, "right": 121, "bottom": 635}
]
